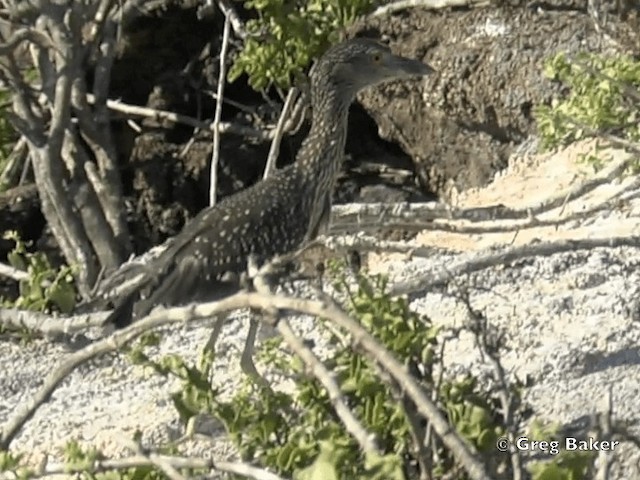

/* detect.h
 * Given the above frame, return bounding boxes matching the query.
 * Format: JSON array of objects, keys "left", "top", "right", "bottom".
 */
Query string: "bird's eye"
[{"left": 372, "top": 52, "right": 382, "bottom": 63}]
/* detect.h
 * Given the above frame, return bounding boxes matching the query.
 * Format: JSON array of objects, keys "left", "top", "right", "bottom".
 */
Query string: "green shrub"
[
  {"left": 229, "top": 0, "right": 376, "bottom": 90},
  {"left": 535, "top": 52, "right": 640, "bottom": 160},
  {"left": 1, "top": 231, "right": 77, "bottom": 314},
  {"left": 132, "top": 269, "right": 517, "bottom": 478}
]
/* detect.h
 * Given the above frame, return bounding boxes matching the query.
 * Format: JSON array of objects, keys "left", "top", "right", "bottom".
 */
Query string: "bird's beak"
[{"left": 389, "top": 54, "right": 436, "bottom": 77}]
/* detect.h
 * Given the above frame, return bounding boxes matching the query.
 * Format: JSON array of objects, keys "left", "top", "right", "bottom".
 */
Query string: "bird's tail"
[{"left": 76, "top": 261, "right": 154, "bottom": 327}]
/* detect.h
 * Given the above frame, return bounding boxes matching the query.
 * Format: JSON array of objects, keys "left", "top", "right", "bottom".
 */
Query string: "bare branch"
[
  {"left": 2, "top": 56, "right": 46, "bottom": 145},
  {"left": 0, "top": 307, "right": 110, "bottom": 336},
  {"left": 26, "top": 453, "right": 286, "bottom": 480},
  {"left": 263, "top": 87, "right": 298, "bottom": 179},
  {"left": 0, "top": 27, "right": 56, "bottom": 56},
  {"left": 331, "top": 151, "right": 633, "bottom": 226},
  {"left": 86, "top": 93, "right": 273, "bottom": 140},
  {"left": 0, "top": 262, "right": 28, "bottom": 281},
  {"left": 0, "top": 136, "right": 28, "bottom": 188},
  {"left": 464, "top": 298, "right": 524, "bottom": 480},
  {"left": 120, "top": 438, "right": 186, "bottom": 480},
  {"left": 391, "top": 235, "right": 640, "bottom": 296},
  {"left": 0, "top": 291, "right": 253, "bottom": 449},
  {"left": 72, "top": 77, "right": 131, "bottom": 260},
  {"left": 372, "top": 0, "right": 489, "bottom": 16},
  {"left": 210, "top": 0, "right": 246, "bottom": 39},
  {"left": 278, "top": 318, "right": 381, "bottom": 454},
  {"left": 253, "top": 271, "right": 380, "bottom": 455},
  {"left": 209, "top": 14, "right": 231, "bottom": 206},
  {"left": 314, "top": 292, "right": 492, "bottom": 480}
]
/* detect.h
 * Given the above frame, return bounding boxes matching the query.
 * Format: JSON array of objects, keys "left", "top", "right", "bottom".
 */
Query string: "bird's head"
[{"left": 311, "top": 38, "right": 435, "bottom": 101}]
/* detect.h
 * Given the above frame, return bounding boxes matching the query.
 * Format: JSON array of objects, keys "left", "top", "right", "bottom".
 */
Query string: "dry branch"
[
  {"left": 0, "top": 27, "right": 56, "bottom": 55},
  {"left": 463, "top": 297, "right": 524, "bottom": 480},
  {"left": 22, "top": 453, "right": 285, "bottom": 480},
  {"left": 372, "top": 0, "right": 489, "bottom": 16},
  {"left": 253, "top": 269, "right": 380, "bottom": 455},
  {"left": 314, "top": 292, "right": 492, "bottom": 480},
  {"left": 263, "top": 87, "right": 299, "bottom": 179},
  {"left": 209, "top": 14, "right": 231, "bottom": 206},
  {"left": 87, "top": 93, "right": 274, "bottom": 139},
  {"left": 214, "top": 0, "right": 247, "bottom": 39},
  {"left": 330, "top": 151, "right": 636, "bottom": 236},
  {"left": 0, "top": 262, "right": 28, "bottom": 282},
  {"left": 0, "top": 136, "right": 27, "bottom": 188},
  {"left": 0, "top": 308, "right": 110, "bottom": 336},
  {"left": 391, "top": 235, "right": 640, "bottom": 296}
]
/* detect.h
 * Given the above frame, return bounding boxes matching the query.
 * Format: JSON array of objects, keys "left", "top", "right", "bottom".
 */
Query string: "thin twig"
[
  {"left": 278, "top": 318, "right": 380, "bottom": 453},
  {"left": 0, "top": 262, "right": 28, "bottom": 282},
  {"left": 24, "top": 454, "right": 285, "bottom": 480},
  {"left": 86, "top": 94, "right": 272, "bottom": 140},
  {"left": 263, "top": 87, "right": 298, "bottom": 179},
  {"left": 253, "top": 268, "right": 380, "bottom": 455},
  {"left": 372, "top": 0, "right": 489, "bottom": 16},
  {"left": 121, "top": 438, "right": 186, "bottom": 480},
  {"left": 0, "top": 136, "right": 28, "bottom": 188},
  {"left": 464, "top": 297, "right": 524, "bottom": 480},
  {"left": 216, "top": 0, "right": 246, "bottom": 39},
  {"left": 329, "top": 150, "right": 635, "bottom": 235},
  {"left": 209, "top": 15, "right": 231, "bottom": 206},
  {"left": 0, "top": 27, "right": 57, "bottom": 56},
  {"left": 0, "top": 308, "right": 110, "bottom": 336},
  {"left": 391, "top": 235, "right": 640, "bottom": 296}
]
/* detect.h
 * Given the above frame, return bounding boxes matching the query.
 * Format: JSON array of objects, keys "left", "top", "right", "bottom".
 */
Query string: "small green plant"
[
  {"left": 528, "top": 450, "right": 595, "bottom": 480},
  {"left": 526, "top": 420, "right": 595, "bottom": 480},
  {"left": 0, "top": 450, "right": 31, "bottom": 479},
  {"left": 63, "top": 439, "right": 175, "bottom": 479},
  {"left": 229, "top": 0, "right": 376, "bottom": 90},
  {"left": 128, "top": 333, "right": 219, "bottom": 426},
  {"left": 1, "top": 231, "right": 77, "bottom": 314},
  {"left": 535, "top": 52, "right": 640, "bottom": 168},
  {"left": 441, "top": 375, "right": 504, "bottom": 453}
]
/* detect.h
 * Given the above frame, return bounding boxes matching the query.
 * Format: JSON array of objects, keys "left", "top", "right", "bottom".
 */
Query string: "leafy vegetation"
[
  {"left": 229, "top": 0, "right": 376, "bottom": 90},
  {"left": 0, "top": 268, "right": 603, "bottom": 479},
  {"left": 128, "top": 270, "right": 516, "bottom": 478},
  {"left": 1, "top": 231, "right": 77, "bottom": 314},
  {"left": 535, "top": 52, "right": 640, "bottom": 168},
  {"left": 527, "top": 421, "right": 595, "bottom": 480}
]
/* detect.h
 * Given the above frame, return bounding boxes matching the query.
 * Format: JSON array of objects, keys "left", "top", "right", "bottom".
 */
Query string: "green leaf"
[{"left": 294, "top": 442, "right": 340, "bottom": 480}]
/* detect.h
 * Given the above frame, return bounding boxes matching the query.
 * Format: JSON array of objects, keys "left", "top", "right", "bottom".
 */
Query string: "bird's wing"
[
  {"left": 133, "top": 166, "right": 310, "bottom": 318},
  {"left": 92, "top": 165, "right": 311, "bottom": 325}
]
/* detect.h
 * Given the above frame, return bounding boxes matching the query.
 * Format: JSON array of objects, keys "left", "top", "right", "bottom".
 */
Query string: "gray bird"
[{"left": 94, "top": 38, "right": 433, "bottom": 372}]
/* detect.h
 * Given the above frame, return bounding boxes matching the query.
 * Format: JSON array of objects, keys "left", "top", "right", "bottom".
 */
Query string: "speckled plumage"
[{"left": 98, "top": 38, "right": 433, "bottom": 326}]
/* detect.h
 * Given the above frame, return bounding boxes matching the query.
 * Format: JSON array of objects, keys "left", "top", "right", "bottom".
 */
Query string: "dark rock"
[{"left": 349, "top": 3, "right": 638, "bottom": 197}]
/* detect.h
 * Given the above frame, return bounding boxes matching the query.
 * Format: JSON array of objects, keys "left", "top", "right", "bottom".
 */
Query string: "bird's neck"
[{"left": 297, "top": 92, "right": 351, "bottom": 186}]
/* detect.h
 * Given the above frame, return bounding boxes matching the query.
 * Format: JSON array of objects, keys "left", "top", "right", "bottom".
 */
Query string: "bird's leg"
[
  {"left": 240, "top": 255, "right": 277, "bottom": 389},
  {"left": 204, "top": 314, "right": 226, "bottom": 355},
  {"left": 240, "top": 311, "right": 271, "bottom": 388}
]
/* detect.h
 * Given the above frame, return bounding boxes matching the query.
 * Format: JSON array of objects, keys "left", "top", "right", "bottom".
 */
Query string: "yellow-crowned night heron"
[{"left": 97, "top": 38, "right": 433, "bottom": 377}]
